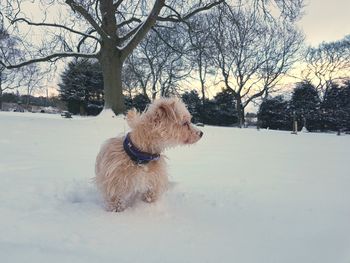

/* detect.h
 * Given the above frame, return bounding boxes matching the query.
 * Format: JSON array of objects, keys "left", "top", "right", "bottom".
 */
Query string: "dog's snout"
[{"left": 199, "top": 131, "right": 203, "bottom": 138}]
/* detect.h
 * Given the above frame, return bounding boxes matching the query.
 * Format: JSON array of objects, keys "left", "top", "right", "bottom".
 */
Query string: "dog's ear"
[
  {"left": 154, "top": 100, "right": 177, "bottom": 122},
  {"left": 126, "top": 108, "right": 141, "bottom": 128}
]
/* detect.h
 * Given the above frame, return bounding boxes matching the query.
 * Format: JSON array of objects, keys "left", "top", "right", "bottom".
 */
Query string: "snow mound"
[
  {"left": 301, "top": 126, "right": 309, "bottom": 133},
  {"left": 96, "top": 109, "right": 121, "bottom": 120}
]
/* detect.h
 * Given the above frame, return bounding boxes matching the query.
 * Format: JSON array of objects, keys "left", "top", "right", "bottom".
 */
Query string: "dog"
[{"left": 95, "top": 97, "right": 203, "bottom": 212}]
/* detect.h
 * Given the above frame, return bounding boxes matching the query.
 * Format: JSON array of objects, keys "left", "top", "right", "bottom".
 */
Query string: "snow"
[{"left": 1, "top": 111, "right": 350, "bottom": 263}]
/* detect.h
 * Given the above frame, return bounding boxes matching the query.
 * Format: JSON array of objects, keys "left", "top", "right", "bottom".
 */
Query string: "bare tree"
[
  {"left": 129, "top": 29, "right": 166, "bottom": 100},
  {"left": 256, "top": 20, "right": 304, "bottom": 100},
  {"left": 154, "top": 27, "right": 192, "bottom": 98},
  {"left": 302, "top": 35, "right": 350, "bottom": 98},
  {"left": 125, "top": 25, "right": 191, "bottom": 100},
  {"left": 187, "top": 15, "right": 213, "bottom": 105},
  {"left": 0, "top": 26, "right": 43, "bottom": 110},
  {"left": 158, "top": 51, "right": 191, "bottom": 98},
  {"left": 0, "top": 27, "right": 19, "bottom": 109},
  {"left": 123, "top": 53, "right": 151, "bottom": 98},
  {"left": 22, "top": 64, "right": 47, "bottom": 108},
  {"left": 208, "top": 4, "right": 303, "bottom": 126},
  {"left": 0, "top": 0, "right": 224, "bottom": 114}
]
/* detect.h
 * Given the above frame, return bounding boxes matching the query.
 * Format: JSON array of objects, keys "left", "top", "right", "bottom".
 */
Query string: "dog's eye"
[{"left": 183, "top": 121, "right": 190, "bottom": 128}]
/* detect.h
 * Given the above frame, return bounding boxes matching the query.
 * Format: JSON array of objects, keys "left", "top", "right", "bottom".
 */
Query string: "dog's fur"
[{"left": 95, "top": 97, "right": 203, "bottom": 212}]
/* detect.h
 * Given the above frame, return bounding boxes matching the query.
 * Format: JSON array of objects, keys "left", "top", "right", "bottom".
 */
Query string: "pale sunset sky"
[{"left": 298, "top": 0, "right": 350, "bottom": 45}]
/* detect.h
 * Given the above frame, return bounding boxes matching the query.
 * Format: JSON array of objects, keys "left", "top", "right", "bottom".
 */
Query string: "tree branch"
[
  {"left": 151, "top": 27, "right": 182, "bottom": 53},
  {"left": 118, "top": 17, "right": 141, "bottom": 28},
  {"left": 1, "top": 52, "right": 99, "bottom": 69},
  {"left": 113, "top": 0, "right": 124, "bottom": 10},
  {"left": 119, "top": 24, "right": 142, "bottom": 43},
  {"left": 156, "top": 16, "right": 179, "bottom": 23},
  {"left": 121, "top": 0, "right": 165, "bottom": 60},
  {"left": 95, "top": 0, "right": 102, "bottom": 24},
  {"left": 77, "top": 29, "right": 97, "bottom": 52},
  {"left": 11, "top": 17, "right": 100, "bottom": 42},
  {"left": 157, "top": 0, "right": 224, "bottom": 22},
  {"left": 65, "top": 0, "right": 109, "bottom": 39},
  {"left": 184, "top": 0, "right": 225, "bottom": 20},
  {"left": 243, "top": 88, "right": 267, "bottom": 108}
]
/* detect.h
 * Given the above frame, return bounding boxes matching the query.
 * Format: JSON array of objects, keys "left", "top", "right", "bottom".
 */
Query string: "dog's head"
[{"left": 126, "top": 97, "right": 203, "bottom": 151}]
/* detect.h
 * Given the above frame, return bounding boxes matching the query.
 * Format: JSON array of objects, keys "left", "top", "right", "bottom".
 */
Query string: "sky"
[{"left": 298, "top": 0, "right": 350, "bottom": 45}]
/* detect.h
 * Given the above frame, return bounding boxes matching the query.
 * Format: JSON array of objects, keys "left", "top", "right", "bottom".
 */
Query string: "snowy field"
[{"left": 1, "top": 111, "right": 350, "bottom": 263}]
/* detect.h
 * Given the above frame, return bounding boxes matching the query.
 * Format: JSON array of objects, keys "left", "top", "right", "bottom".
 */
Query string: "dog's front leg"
[
  {"left": 142, "top": 190, "right": 158, "bottom": 203},
  {"left": 106, "top": 198, "right": 126, "bottom": 212},
  {"left": 142, "top": 165, "right": 168, "bottom": 203}
]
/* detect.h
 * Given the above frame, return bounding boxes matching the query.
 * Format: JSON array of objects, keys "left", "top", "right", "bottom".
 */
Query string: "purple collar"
[{"left": 123, "top": 133, "right": 160, "bottom": 165}]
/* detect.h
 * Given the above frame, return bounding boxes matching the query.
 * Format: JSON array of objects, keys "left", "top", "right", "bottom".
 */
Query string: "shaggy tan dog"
[{"left": 95, "top": 97, "right": 203, "bottom": 212}]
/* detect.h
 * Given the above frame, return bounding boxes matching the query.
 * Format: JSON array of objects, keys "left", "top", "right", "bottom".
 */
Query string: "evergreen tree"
[
  {"left": 212, "top": 88, "right": 238, "bottom": 126},
  {"left": 59, "top": 59, "right": 104, "bottom": 115},
  {"left": 201, "top": 99, "right": 219, "bottom": 125},
  {"left": 321, "top": 83, "right": 342, "bottom": 131},
  {"left": 182, "top": 89, "right": 238, "bottom": 126},
  {"left": 258, "top": 96, "right": 290, "bottom": 130},
  {"left": 132, "top": 94, "right": 151, "bottom": 112},
  {"left": 124, "top": 96, "right": 133, "bottom": 112},
  {"left": 1, "top": 93, "right": 18, "bottom": 103},
  {"left": 290, "top": 82, "right": 321, "bottom": 131},
  {"left": 341, "top": 81, "right": 350, "bottom": 131},
  {"left": 181, "top": 90, "right": 202, "bottom": 123},
  {"left": 322, "top": 81, "right": 350, "bottom": 131}
]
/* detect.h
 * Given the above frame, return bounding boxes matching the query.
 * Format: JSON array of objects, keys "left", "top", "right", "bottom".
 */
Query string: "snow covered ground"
[{"left": 1, "top": 111, "right": 350, "bottom": 263}]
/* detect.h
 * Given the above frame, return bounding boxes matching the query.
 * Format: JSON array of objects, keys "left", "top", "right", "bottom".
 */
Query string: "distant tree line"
[
  {"left": 258, "top": 81, "right": 350, "bottom": 132},
  {"left": 58, "top": 58, "right": 350, "bottom": 132},
  {"left": 181, "top": 89, "right": 238, "bottom": 126},
  {"left": 0, "top": 26, "right": 44, "bottom": 110},
  {"left": 1, "top": 92, "right": 60, "bottom": 108},
  {"left": 59, "top": 59, "right": 239, "bottom": 125}
]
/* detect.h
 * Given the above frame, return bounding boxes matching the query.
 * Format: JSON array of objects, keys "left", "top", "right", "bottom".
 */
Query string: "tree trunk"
[
  {"left": 0, "top": 88, "right": 2, "bottom": 111},
  {"left": 99, "top": 0, "right": 124, "bottom": 115},
  {"left": 99, "top": 50, "right": 125, "bottom": 115},
  {"left": 199, "top": 78, "right": 206, "bottom": 123},
  {"left": 141, "top": 85, "right": 148, "bottom": 99},
  {"left": 198, "top": 54, "right": 206, "bottom": 105},
  {"left": 198, "top": 59, "right": 206, "bottom": 122},
  {"left": 200, "top": 80, "right": 205, "bottom": 105},
  {"left": 236, "top": 97, "right": 245, "bottom": 128},
  {"left": 80, "top": 103, "right": 86, "bottom": 115},
  {"left": 152, "top": 82, "right": 157, "bottom": 100},
  {"left": 26, "top": 92, "right": 30, "bottom": 111},
  {"left": 0, "top": 75, "right": 2, "bottom": 111}
]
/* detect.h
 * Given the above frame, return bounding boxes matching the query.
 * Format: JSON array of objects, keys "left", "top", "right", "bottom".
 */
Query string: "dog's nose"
[{"left": 199, "top": 131, "right": 203, "bottom": 138}]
